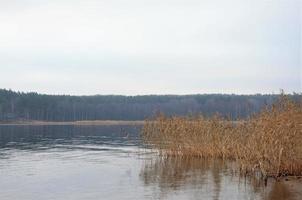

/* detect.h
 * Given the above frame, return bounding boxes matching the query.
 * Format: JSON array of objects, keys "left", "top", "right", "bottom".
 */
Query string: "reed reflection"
[
  {"left": 140, "top": 157, "right": 229, "bottom": 200},
  {"left": 140, "top": 157, "right": 302, "bottom": 200}
]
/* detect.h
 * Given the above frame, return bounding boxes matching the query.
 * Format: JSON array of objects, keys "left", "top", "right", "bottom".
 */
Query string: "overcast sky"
[{"left": 0, "top": 0, "right": 301, "bottom": 95}]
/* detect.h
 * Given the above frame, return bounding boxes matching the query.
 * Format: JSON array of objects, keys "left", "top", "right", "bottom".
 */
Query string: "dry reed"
[{"left": 142, "top": 95, "right": 302, "bottom": 178}]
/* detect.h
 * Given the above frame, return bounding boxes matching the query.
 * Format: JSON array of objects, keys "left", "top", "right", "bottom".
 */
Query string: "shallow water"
[{"left": 0, "top": 125, "right": 301, "bottom": 200}]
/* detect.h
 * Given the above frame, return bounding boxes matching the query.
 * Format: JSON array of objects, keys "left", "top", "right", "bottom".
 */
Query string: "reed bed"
[{"left": 142, "top": 95, "right": 302, "bottom": 178}]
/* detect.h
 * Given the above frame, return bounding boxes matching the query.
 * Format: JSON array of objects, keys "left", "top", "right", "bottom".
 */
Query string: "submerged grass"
[{"left": 142, "top": 95, "right": 302, "bottom": 178}]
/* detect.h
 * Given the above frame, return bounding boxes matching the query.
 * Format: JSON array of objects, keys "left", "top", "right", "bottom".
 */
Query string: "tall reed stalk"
[{"left": 142, "top": 95, "right": 302, "bottom": 178}]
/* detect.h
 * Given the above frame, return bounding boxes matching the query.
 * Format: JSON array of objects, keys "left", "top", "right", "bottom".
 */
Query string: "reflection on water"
[
  {"left": 0, "top": 125, "right": 140, "bottom": 149},
  {"left": 140, "top": 157, "right": 302, "bottom": 200},
  {"left": 0, "top": 125, "right": 301, "bottom": 200}
]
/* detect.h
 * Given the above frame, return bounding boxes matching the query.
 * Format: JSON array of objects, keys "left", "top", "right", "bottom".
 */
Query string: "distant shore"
[{"left": 0, "top": 120, "right": 145, "bottom": 126}]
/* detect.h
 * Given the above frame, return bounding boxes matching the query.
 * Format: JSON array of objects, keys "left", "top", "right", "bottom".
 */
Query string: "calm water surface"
[{"left": 0, "top": 125, "right": 301, "bottom": 200}]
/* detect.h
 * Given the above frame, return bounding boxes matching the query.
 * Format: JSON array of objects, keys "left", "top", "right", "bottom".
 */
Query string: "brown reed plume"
[{"left": 142, "top": 94, "right": 302, "bottom": 178}]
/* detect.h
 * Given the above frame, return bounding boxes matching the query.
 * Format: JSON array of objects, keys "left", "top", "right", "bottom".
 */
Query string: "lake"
[{"left": 0, "top": 125, "right": 301, "bottom": 200}]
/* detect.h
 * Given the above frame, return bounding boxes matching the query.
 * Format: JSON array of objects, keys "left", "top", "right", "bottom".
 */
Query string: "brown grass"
[{"left": 142, "top": 95, "right": 302, "bottom": 178}]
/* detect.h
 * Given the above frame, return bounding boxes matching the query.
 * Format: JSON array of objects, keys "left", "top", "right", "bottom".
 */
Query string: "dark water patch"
[{"left": 0, "top": 125, "right": 141, "bottom": 149}]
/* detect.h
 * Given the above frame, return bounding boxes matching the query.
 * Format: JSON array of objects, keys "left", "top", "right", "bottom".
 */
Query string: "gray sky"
[{"left": 0, "top": 0, "right": 301, "bottom": 95}]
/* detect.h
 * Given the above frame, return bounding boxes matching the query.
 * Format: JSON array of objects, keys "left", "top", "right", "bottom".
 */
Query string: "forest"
[{"left": 0, "top": 88, "right": 300, "bottom": 121}]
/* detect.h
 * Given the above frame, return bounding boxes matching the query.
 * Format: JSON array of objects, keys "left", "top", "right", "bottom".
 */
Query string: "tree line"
[{"left": 0, "top": 89, "right": 300, "bottom": 121}]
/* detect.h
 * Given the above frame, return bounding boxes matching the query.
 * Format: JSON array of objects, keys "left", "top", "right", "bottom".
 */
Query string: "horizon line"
[{"left": 1, "top": 88, "right": 301, "bottom": 97}]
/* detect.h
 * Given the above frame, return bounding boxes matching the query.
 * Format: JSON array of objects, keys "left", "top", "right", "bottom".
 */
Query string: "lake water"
[{"left": 0, "top": 125, "right": 301, "bottom": 200}]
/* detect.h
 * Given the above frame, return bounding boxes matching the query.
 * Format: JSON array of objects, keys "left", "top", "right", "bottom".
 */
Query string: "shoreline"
[{"left": 0, "top": 120, "right": 145, "bottom": 126}]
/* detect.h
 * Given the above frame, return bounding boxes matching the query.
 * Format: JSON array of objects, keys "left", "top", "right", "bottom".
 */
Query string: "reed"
[{"left": 142, "top": 95, "right": 302, "bottom": 178}]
